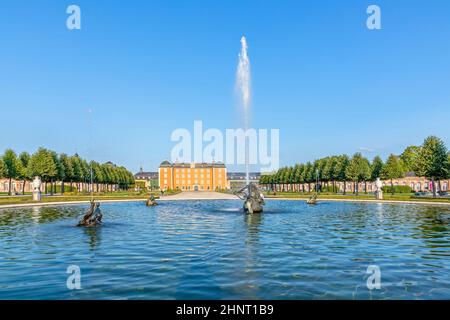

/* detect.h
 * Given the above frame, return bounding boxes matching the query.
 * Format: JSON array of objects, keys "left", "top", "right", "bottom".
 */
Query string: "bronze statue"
[
  {"left": 146, "top": 194, "right": 158, "bottom": 206},
  {"left": 306, "top": 193, "right": 318, "bottom": 205},
  {"left": 235, "top": 183, "right": 265, "bottom": 213},
  {"left": 77, "top": 201, "right": 102, "bottom": 227}
]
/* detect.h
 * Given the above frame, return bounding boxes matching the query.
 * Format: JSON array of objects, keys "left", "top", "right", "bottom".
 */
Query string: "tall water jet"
[
  {"left": 236, "top": 36, "right": 251, "bottom": 184},
  {"left": 234, "top": 36, "right": 264, "bottom": 214}
]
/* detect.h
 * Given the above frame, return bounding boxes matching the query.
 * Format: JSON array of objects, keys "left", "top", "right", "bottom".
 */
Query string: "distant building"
[
  {"left": 104, "top": 161, "right": 117, "bottom": 167},
  {"left": 227, "top": 172, "right": 261, "bottom": 191},
  {"left": 339, "top": 172, "right": 449, "bottom": 193},
  {"left": 134, "top": 168, "right": 159, "bottom": 190},
  {"left": 0, "top": 179, "right": 36, "bottom": 194},
  {"left": 158, "top": 161, "right": 228, "bottom": 191},
  {"left": 261, "top": 171, "right": 449, "bottom": 193}
]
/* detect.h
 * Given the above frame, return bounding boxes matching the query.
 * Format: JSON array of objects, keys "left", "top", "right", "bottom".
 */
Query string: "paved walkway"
[{"left": 160, "top": 191, "right": 239, "bottom": 200}]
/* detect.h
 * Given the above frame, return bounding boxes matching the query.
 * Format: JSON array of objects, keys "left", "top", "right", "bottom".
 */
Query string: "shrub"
[
  {"left": 381, "top": 185, "right": 413, "bottom": 194},
  {"left": 45, "top": 184, "right": 77, "bottom": 194}
]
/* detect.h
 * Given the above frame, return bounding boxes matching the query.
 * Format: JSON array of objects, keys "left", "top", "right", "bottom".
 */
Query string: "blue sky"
[{"left": 1, "top": 0, "right": 450, "bottom": 173}]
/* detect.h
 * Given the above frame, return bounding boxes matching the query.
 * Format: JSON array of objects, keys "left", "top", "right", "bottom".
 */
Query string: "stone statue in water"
[
  {"left": 146, "top": 194, "right": 158, "bottom": 206},
  {"left": 235, "top": 183, "right": 265, "bottom": 214},
  {"left": 78, "top": 201, "right": 102, "bottom": 227}
]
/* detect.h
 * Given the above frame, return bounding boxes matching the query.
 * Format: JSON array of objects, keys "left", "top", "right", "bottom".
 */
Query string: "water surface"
[{"left": 1, "top": 200, "right": 450, "bottom": 299}]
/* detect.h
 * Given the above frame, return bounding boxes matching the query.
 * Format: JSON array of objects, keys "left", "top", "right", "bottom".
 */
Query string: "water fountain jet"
[
  {"left": 235, "top": 36, "right": 265, "bottom": 213},
  {"left": 236, "top": 36, "right": 251, "bottom": 185}
]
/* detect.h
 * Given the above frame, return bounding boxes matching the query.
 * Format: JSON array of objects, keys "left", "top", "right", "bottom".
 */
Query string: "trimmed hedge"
[{"left": 381, "top": 185, "right": 413, "bottom": 194}]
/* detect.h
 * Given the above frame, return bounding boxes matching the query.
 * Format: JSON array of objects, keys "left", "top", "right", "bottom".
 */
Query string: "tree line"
[
  {"left": 260, "top": 136, "right": 450, "bottom": 197},
  {"left": 0, "top": 147, "right": 135, "bottom": 195}
]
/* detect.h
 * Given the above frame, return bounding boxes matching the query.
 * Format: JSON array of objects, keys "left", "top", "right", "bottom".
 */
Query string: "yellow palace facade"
[{"left": 158, "top": 161, "right": 228, "bottom": 191}]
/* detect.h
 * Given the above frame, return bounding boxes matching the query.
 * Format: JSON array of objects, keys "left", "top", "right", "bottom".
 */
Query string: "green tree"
[
  {"left": 323, "top": 156, "right": 339, "bottom": 192},
  {"left": 0, "top": 158, "right": 4, "bottom": 177},
  {"left": 60, "top": 154, "right": 73, "bottom": 194},
  {"left": 345, "top": 153, "right": 361, "bottom": 194},
  {"left": 28, "top": 148, "right": 57, "bottom": 193},
  {"left": 92, "top": 161, "right": 105, "bottom": 192},
  {"left": 71, "top": 155, "right": 84, "bottom": 190},
  {"left": 49, "top": 151, "right": 64, "bottom": 195},
  {"left": 359, "top": 156, "right": 372, "bottom": 193},
  {"left": 335, "top": 155, "right": 349, "bottom": 194},
  {"left": 304, "top": 162, "right": 314, "bottom": 192},
  {"left": 18, "top": 152, "right": 31, "bottom": 194},
  {"left": 448, "top": 153, "right": 450, "bottom": 179},
  {"left": 370, "top": 156, "right": 384, "bottom": 181},
  {"left": 345, "top": 153, "right": 371, "bottom": 194},
  {"left": 401, "top": 145, "right": 421, "bottom": 173},
  {"left": 321, "top": 157, "right": 332, "bottom": 190},
  {"left": 2, "top": 149, "right": 22, "bottom": 195},
  {"left": 416, "top": 136, "right": 449, "bottom": 197},
  {"left": 381, "top": 154, "right": 406, "bottom": 195},
  {"left": 294, "top": 164, "right": 304, "bottom": 191}
]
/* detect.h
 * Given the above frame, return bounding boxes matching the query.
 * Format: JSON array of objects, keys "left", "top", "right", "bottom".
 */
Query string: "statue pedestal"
[
  {"left": 375, "top": 190, "right": 383, "bottom": 200},
  {"left": 32, "top": 191, "right": 42, "bottom": 202}
]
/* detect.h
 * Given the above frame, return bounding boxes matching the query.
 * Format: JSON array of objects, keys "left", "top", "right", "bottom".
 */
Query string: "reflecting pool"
[{"left": 1, "top": 200, "right": 450, "bottom": 299}]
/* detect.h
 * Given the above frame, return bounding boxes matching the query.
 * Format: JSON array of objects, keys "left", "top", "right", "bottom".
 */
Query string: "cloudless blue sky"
[{"left": 1, "top": 0, "right": 450, "bottom": 172}]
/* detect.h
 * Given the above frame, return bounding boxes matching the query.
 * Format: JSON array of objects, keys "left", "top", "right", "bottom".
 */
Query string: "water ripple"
[{"left": 0, "top": 200, "right": 450, "bottom": 299}]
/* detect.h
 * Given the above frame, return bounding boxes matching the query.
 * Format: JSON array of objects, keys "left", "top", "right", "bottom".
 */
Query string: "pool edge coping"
[{"left": 1, "top": 197, "right": 450, "bottom": 209}]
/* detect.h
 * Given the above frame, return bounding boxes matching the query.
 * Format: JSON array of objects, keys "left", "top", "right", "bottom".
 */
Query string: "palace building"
[
  {"left": 158, "top": 161, "right": 228, "bottom": 191},
  {"left": 134, "top": 168, "right": 159, "bottom": 191}
]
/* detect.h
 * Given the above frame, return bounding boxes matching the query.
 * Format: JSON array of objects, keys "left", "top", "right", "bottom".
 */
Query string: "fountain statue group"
[
  {"left": 78, "top": 201, "right": 103, "bottom": 227},
  {"left": 235, "top": 183, "right": 265, "bottom": 214},
  {"left": 146, "top": 194, "right": 158, "bottom": 206},
  {"left": 77, "top": 193, "right": 157, "bottom": 227}
]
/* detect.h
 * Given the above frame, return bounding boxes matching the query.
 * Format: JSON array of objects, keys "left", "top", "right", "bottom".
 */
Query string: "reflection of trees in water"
[
  {"left": 409, "top": 206, "right": 450, "bottom": 263},
  {"left": 83, "top": 226, "right": 102, "bottom": 250},
  {"left": 414, "top": 206, "right": 450, "bottom": 240},
  {"left": 0, "top": 206, "right": 83, "bottom": 227}
]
